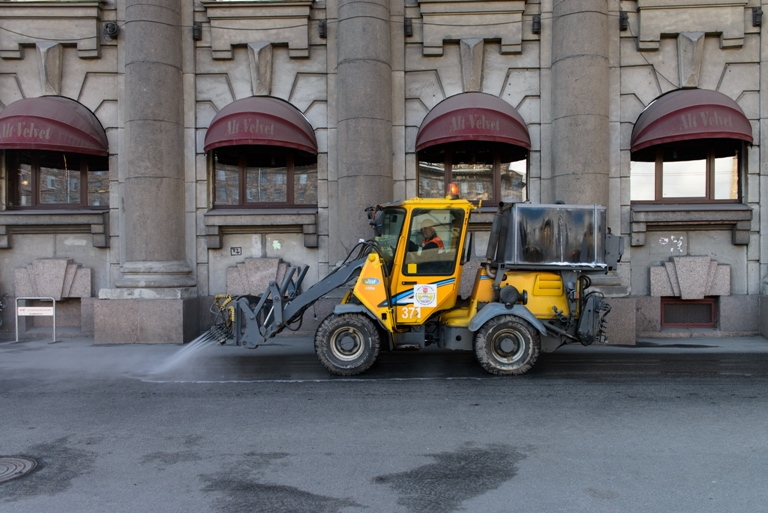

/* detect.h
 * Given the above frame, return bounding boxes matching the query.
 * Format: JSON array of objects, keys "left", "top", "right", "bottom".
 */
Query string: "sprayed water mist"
[{"left": 149, "top": 331, "right": 218, "bottom": 375}]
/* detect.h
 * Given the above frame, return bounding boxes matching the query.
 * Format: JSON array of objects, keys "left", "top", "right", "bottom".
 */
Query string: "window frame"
[
  {"left": 630, "top": 143, "right": 744, "bottom": 204},
  {"left": 417, "top": 148, "right": 527, "bottom": 206},
  {"left": 211, "top": 149, "right": 318, "bottom": 209},
  {"left": 5, "top": 149, "right": 109, "bottom": 210}
]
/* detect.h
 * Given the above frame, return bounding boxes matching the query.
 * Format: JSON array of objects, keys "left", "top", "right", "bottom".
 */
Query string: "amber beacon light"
[{"left": 447, "top": 182, "right": 459, "bottom": 199}]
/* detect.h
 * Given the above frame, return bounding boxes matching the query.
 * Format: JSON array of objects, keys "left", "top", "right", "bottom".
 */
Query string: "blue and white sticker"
[{"left": 362, "top": 278, "right": 380, "bottom": 285}]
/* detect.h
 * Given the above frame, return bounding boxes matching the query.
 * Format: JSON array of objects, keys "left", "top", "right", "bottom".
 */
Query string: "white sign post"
[{"left": 15, "top": 297, "right": 57, "bottom": 343}]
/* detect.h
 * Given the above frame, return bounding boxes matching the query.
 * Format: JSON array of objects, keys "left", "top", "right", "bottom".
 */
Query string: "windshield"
[{"left": 374, "top": 208, "right": 406, "bottom": 271}]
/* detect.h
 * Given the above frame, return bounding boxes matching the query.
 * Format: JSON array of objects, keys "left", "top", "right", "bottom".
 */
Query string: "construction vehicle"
[{"left": 208, "top": 186, "right": 623, "bottom": 376}]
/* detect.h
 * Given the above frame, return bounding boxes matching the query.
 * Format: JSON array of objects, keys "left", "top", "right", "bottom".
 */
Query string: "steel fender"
[
  {"left": 468, "top": 303, "right": 548, "bottom": 336},
  {"left": 333, "top": 304, "right": 384, "bottom": 328}
]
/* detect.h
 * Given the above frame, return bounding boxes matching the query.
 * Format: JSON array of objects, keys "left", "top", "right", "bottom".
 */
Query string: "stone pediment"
[
  {"left": 14, "top": 258, "right": 92, "bottom": 300},
  {"left": 418, "top": 0, "right": 526, "bottom": 55},
  {"left": 649, "top": 256, "right": 730, "bottom": 299},
  {"left": 0, "top": 1, "right": 104, "bottom": 59},
  {"left": 202, "top": 0, "right": 313, "bottom": 59},
  {"left": 636, "top": 0, "right": 749, "bottom": 51}
]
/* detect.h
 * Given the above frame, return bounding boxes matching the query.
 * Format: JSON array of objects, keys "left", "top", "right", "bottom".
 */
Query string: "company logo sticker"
[
  {"left": 363, "top": 278, "right": 380, "bottom": 285},
  {"left": 414, "top": 284, "right": 437, "bottom": 307}
]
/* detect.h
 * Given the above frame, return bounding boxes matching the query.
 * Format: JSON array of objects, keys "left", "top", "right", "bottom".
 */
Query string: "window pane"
[
  {"left": 88, "top": 171, "right": 109, "bottom": 206},
  {"left": 662, "top": 159, "right": 706, "bottom": 198},
  {"left": 246, "top": 166, "right": 287, "bottom": 203},
  {"left": 294, "top": 164, "right": 318, "bottom": 204},
  {"left": 418, "top": 161, "right": 445, "bottom": 198},
  {"left": 714, "top": 152, "right": 738, "bottom": 200},
  {"left": 18, "top": 159, "right": 32, "bottom": 207},
  {"left": 214, "top": 154, "right": 239, "bottom": 205},
  {"left": 452, "top": 163, "right": 492, "bottom": 202},
  {"left": 39, "top": 153, "right": 79, "bottom": 204},
  {"left": 501, "top": 160, "right": 527, "bottom": 203},
  {"left": 630, "top": 160, "right": 655, "bottom": 201}
]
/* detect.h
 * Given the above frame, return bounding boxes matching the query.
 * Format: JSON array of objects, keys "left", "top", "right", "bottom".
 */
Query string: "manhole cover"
[{"left": 0, "top": 457, "right": 37, "bottom": 483}]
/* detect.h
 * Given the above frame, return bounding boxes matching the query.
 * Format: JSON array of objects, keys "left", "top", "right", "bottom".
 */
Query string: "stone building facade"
[{"left": 0, "top": 0, "right": 766, "bottom": 343}]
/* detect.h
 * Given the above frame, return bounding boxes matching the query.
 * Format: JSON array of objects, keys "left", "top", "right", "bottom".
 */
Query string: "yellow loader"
[{"left": 208, "top": 187, "right": 623, "bottom": 376}]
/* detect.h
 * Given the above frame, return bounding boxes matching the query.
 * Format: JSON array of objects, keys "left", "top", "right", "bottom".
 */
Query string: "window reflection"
[
  {"left": 662, "top": 159, "right": 706, "bottom": 198},
  {"left": 714, "top": 152, "right": 738, "bottom": 200},
  {"left": 246, "top": 166, "right": 287, "bottom": 203},
  {"left": 630, "top": 160, "right": 654, "bottom": 201},
  {"left": 294, "top": 164, "right": 318, "bottom": 205}
]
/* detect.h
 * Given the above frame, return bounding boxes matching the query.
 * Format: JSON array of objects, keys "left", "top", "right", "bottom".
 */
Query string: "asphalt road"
[{"left": 1, "top": 336, "right": 768, "bottom": 513}]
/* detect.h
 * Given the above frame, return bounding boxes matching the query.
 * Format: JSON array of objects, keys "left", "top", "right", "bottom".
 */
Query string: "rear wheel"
[
  {"left": 474, "top": 315, "right": 540, "bottom": 375},
  {"left": 314, "top": 314, "right": 381, "bottom": 375}
]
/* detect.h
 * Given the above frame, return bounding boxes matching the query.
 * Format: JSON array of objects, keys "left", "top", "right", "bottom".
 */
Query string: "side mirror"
[{"left": 373, "top": 210, "right": 385, "bottom": 237}]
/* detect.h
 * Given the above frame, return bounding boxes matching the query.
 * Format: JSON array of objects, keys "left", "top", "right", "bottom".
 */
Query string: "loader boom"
[{"left": 217, "top": 255, "right": 369, "bottom": 349}]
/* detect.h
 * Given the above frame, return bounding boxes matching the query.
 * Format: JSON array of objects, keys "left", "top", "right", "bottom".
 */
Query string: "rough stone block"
[
  {"left": 604, "top": 297, "right": 636, "bottom": 345},
  {"left": 244, "top": 257, "right": 281, "bottom": 293},
  {"left": 649, "top": 266, "right": 673, "bottom": 296},
  {"left": 94, "top": 298, "right": 199, "bottom": 344},
  {"left": 673, "top": 256, "right": 711, "bottom": 300},
  {"left": 31, "top": 259, "right": 70, "bottom": 300},
  {"left": 62, "top": 264, "right": 78, "bottom": 298},
  {"left": 663, "top": 262, "right": 681, "bottom": 296},
  {"left": 709, "top": 265, "right": 731, "bottom": 296},
  {"left": 635, "top": 295, "right": 661, "bottom": 333},
  {"left": 14, "top": 268, "right": 34, "bottom": 297},
  {"left": 95, "top": 299, "right": 140, "bottom": 344},
  {"left": 70, "top": 269, "right": 92, "bottom": 298},
  {"left": 719, "top": 295, "right": 758, "bottom": 333},
  {"left": 226, "top": 266, "right": 249, "bottom": 296}
]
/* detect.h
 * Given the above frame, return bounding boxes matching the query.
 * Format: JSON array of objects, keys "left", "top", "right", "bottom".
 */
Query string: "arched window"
[
  {"left": 204, "top": 97, "right": 318, "bottom": 207},
  {"left": 416, "top": 93, "right": 530, "bottom": 204},
  {"left": 630, "top": 89, "right": 752, "bottom": 203},
  {"left": 0, "top": 96, "right": 109, "bottom": 209}
]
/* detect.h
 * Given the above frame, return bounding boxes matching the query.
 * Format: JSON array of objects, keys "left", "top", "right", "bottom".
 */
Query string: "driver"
[{"left": 420, "top": 219, "right": 444, "bottom": 251}]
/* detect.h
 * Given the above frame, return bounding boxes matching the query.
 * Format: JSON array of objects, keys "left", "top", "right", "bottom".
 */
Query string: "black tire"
[
  {"left": 474, "top": 315, "right": 540, "bottom": 375},
  {"left": 314, "top": 314, "right": 381, "bottom": 376}
]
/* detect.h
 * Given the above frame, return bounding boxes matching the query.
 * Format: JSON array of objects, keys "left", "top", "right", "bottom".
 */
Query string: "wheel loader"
[{"left": 207, "top": 187, "right": 623, "bottom": 376}]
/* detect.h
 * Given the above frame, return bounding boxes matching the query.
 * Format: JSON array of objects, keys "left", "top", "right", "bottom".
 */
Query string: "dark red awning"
[
  {"left": 0, "top": 96, "right": 108, "bottom": 156},
  {"left": 204, "top": 96, "right": 317, "bottom": 155},
  {"left": 631, "top": 89, "right": 753, "bottom": 153},
  {"left": 416, "top": 92, "right": 531, "bottom": 153}
]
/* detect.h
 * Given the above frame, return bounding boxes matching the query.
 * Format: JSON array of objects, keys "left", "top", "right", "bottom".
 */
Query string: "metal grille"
[{"left": 661, "top": 298, "right": 717, "bottom": 328}]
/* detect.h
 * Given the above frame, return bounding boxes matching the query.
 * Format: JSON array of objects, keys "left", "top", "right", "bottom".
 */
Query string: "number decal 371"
[{"left": 400, "top": 306, "right": 422, "bottom": 319}]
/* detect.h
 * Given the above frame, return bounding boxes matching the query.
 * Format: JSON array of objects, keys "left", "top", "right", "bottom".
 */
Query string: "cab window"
[
  {"left": 374, "top": 208, "right": 406, "bottom": 271},
  {"left": 403, "top": 208, "right": 465, "bottom": 276}
]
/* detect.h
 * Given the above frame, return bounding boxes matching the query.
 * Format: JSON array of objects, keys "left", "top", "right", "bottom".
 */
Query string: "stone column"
[
  {"left": 334, "top": 0, "right": 393, "bottom": 261},
  {"left": 551, "top": 0, "right": 610, "bottom": 205},
  {"left": 95, "top": 0, "right": 197, "bottom": 344},
  {"left": 118, "top": 0, "right": 194, "bottom": 289}
]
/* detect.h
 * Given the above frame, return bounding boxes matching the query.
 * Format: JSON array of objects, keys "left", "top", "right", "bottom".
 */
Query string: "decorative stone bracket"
[
  {"left": 15, "top": 258, "right": 92, "bottom": 300},
  {"left": 418, "top": 0, "right": 526, "bottom": 55},
  {"left": 0, "top": 211, "right": 109, "bottom": 249},
  {"left": 649, "top": 256, "right": 730, "bottom": 299},
  {"left": 630, "top": 204, "right": 752, "bottom": 247},
  {"left": 636, "top": 0, "right": 749, "bottom": 51},
  {"left": 204, "top": 209, "right": 318, "bottom": 249},
  {"left": 0, "top": 1, "right": 104, "bottom": 59},
  {"left": 201, "top": 0, "right": 313, "bottom": 60},
  {"left": 226, "top": 257, "right": 293, "bottom": 295}
]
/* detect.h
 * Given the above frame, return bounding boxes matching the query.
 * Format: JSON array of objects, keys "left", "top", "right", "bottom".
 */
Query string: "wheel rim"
[
  {"left": 330, "top": 326, "right": 366, "bottom": 361},
  {"left": 491, "top": 328, "right": 526, "bottom": 363}
]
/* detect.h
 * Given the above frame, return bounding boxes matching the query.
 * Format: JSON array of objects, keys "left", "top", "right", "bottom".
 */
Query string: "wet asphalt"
[{"left": 1, "top": 335, "right": 767, "bottom": 512}]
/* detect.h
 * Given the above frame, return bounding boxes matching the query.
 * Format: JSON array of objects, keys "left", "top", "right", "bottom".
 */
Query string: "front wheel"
[
  {"left": 474, "top": 315, "right": 540, "bottom": 375},
  {"left": 314, "top": 314, "right": 381, "bottom": 376}
]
